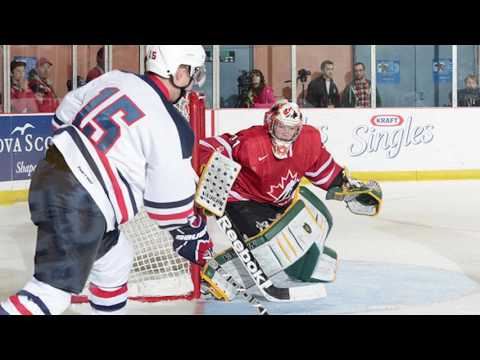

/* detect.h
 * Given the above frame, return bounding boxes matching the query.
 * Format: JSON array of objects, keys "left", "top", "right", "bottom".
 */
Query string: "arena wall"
[{"left": 1, "top": 108, "right": 480, "bottom": 204}]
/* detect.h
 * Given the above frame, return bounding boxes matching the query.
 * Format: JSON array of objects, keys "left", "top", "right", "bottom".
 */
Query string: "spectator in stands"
[
  {"left": 449, "top": 74, "right": 480, "bottom": 107},
  {"left": 249, "top": 69, "right": 276, "bottom": 108},
  {"left": 66, "top": 76, "right": 86, "bottom": 92},
  {"left": 10, "top": 59, "right": 38, "bottom": 113},
  {"left": 86, "top": 47, "right": 105, "bottom": 83},
  {"left": 306, "top": 60, "right": 341, "bottom": 108},
  {"left": 28, "top": 57, "right": 59, "bottom": 113},
  {"left": 342, "top": 62, "right": 382, "bottom": 108}
]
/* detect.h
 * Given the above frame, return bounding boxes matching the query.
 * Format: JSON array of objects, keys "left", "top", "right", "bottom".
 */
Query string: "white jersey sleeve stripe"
[
  {"left": 214, "top": 136, "right": 233, "bottom": 159},
  {"left": 312, "top": 167, "right": 336, "bottom": 186},
  {"left": 229, "top": 190, "right": 249, "bottom": 201},
  {"left": 199, "top": 139, "right": 217, "bottom": 152},
  {"left": 305, "top": 156, "right": 333, "bottom": 178}
]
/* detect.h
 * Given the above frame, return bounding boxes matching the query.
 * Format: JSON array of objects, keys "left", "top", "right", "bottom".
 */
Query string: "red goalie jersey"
[{"left": 198, "top": 124, "right": 344, "bottom": 207}]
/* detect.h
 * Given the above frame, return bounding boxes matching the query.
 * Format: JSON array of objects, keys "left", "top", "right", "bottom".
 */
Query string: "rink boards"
[{"left": 2, "top": 108, "right": 480, "bottom": 204}]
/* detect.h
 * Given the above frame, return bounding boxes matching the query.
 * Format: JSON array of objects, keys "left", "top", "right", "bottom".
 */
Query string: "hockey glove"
[
  {"left": 326, "top": 169, "right": 383, "bottom": 216},
  {"left": 170, "top": 215, "right": 213, "bottom": 266}
]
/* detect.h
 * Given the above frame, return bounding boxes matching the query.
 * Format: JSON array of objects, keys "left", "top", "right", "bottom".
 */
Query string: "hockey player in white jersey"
[{"left": 0, "top": 45, "right": 212, "bottom": 315}]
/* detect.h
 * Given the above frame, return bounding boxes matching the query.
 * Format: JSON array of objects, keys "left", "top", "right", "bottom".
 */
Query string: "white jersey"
[{"left": 52, "top": 70, "right": 196, "bottom": 232}]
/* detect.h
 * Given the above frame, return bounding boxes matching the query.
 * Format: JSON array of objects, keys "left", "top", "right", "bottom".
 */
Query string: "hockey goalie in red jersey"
[
  {"left": 201, "top": 103, "right": 342, "bottom": 208},
  {"left": 198, "top": 99, "right": 383, "bottom": 301}
]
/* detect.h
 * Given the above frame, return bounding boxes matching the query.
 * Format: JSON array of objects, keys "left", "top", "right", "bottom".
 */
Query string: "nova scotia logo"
[
  {"left": 0, "top": 120, "right": 52, "bottom": 180},
  {"left": 11, "top": 123, "right": 35, "bottom": 136},
  {"left": 0, "top": 121, "right": 52, "bottom": 155}
]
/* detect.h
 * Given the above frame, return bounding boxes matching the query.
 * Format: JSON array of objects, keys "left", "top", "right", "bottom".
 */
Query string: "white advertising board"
[{"left": 212, "top": 108, "right": 480, "bottom": 172}]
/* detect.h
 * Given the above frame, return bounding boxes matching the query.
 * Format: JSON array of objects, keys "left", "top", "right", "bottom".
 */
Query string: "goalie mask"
[
  {"left": 264, "top": 100, "right": 303, "bottom": 160},
  {"left": 145, "top": 45, "right": 207, "bottom": 91}
]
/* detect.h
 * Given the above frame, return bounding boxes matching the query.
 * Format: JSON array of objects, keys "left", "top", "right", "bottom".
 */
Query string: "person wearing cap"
[
  {"left": 86, "top": 47, "right": 105, "bottom": 83},
  {"left": 11, "top": 59, "right": 39, "bottom": 113},
  {"left": 28, "top": 57, "right": 59, "bottom": 113}
]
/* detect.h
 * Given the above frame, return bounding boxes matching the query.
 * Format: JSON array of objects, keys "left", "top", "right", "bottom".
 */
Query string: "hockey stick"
[
  {"left": 213, "top": 212, "right": 327, "bottom": 302},
  {"left": 204, "top": 257, "right": 269, "bottom": 315}
]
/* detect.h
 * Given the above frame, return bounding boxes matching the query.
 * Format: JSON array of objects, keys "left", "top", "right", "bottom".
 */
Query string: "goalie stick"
[{"left": 203, "top": 257, "right": 269, "bottom": 315}]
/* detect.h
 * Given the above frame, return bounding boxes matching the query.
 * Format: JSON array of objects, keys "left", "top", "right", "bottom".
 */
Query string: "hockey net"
[{"left": 72, "top": 91, "right": 205, "bottom": 303}]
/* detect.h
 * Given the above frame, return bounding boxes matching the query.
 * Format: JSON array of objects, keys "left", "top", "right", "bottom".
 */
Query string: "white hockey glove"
[{"left": 326, "top": 169, "right": 383, "bottom": 216}]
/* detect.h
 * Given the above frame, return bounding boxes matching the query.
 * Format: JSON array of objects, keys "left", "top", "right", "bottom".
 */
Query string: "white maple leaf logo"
[{"left": 267, "top": 169, "right": 299, "bottom": 205}]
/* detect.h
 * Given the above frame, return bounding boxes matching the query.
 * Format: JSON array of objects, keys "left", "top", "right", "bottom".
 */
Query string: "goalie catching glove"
[
  {"left": 170, "top": 215, "right": 213, "bottom": 266},
  {"left": 326, "top": 169, "right": 383, "bottom": 216}
]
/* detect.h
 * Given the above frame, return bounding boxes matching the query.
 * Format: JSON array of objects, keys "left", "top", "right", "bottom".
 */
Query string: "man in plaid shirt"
[{"left": 342, "top": 62, "right": 381, "bottom": 108}]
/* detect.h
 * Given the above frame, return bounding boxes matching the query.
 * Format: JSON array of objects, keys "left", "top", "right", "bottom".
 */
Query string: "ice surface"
[{"left": 2, "top": 180, "right": 480, "bottom": 315}]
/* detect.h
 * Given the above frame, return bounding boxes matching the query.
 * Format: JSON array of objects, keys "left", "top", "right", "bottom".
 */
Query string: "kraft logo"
[
  {"left": 370, "top": 115, "right": 404, "bottom": 127},
  {"left": 11, "top": 123, "right": 35, "bottom": 136}
]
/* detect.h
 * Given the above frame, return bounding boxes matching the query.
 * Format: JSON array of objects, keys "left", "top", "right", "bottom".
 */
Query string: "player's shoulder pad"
[
  {"left": 236, "top": 125, "right": 269, "bottom": 145},
  {"left": 301, "top": 124, "right": 323, "bottom": 143},
  {"left": 139, "top": 74, "right": 194, "bottom": 159}
]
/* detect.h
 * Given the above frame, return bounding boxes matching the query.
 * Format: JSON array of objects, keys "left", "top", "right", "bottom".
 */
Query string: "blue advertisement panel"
[
  {"left": 0, "top": 115, "right": 53, "bottom": 183},
  {"left": 0, "top": 117, "right": 13, "bottom": 182},
  {"left": 377, "top": 60, "right": 400, "bottom": 84},
  {"left": 433, "top": 59, "right": 452, "bottom": 83}
]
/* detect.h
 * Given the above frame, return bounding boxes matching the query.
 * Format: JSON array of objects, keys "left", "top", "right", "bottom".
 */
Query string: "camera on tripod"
[
  {"left": 236, "top": 70, "right": 253, "bottom": 107},
  {"left": 298, "top": 68, "right": 311, "bottom": 83}
]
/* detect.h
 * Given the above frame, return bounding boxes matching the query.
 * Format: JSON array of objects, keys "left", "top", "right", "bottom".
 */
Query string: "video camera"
[
  {"left": 236, "top": 70, "right": 253, "bottom": 107},
  {"left": 298, "top": 68, "right": 311, "bottom": 83}
]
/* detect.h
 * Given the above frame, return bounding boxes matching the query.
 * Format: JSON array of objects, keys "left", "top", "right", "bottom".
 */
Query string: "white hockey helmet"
[
  {"left": 264, "top": 100, "right": 304, "bottom": 159},
  {"left": 145, "top": 45, "right": 207, "bottom": 87}
]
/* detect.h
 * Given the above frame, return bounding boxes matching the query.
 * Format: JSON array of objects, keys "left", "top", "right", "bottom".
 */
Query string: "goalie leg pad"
[
  {"left": 284, "top": 243, "right": 321, "bottom": 282},
  {"left": 201, "top": 265, "right": 238, "bottom": 301},
  {"left": 284, "top": 245, "right": 338, "bottom": 283},
  {"left": 308, "top": 246, "right": 339, "bottom": 283},
  {"left": 203, "top": 192, "right": 335, "bottom": 298}
]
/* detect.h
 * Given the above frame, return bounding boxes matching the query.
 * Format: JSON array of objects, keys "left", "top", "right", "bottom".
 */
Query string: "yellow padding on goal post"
[
  {"left": 0, "top": 190, "right": 28, "bottom": 205},
  {"left": 300, "top": 169, "right": 480, "bottom": 184}
]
